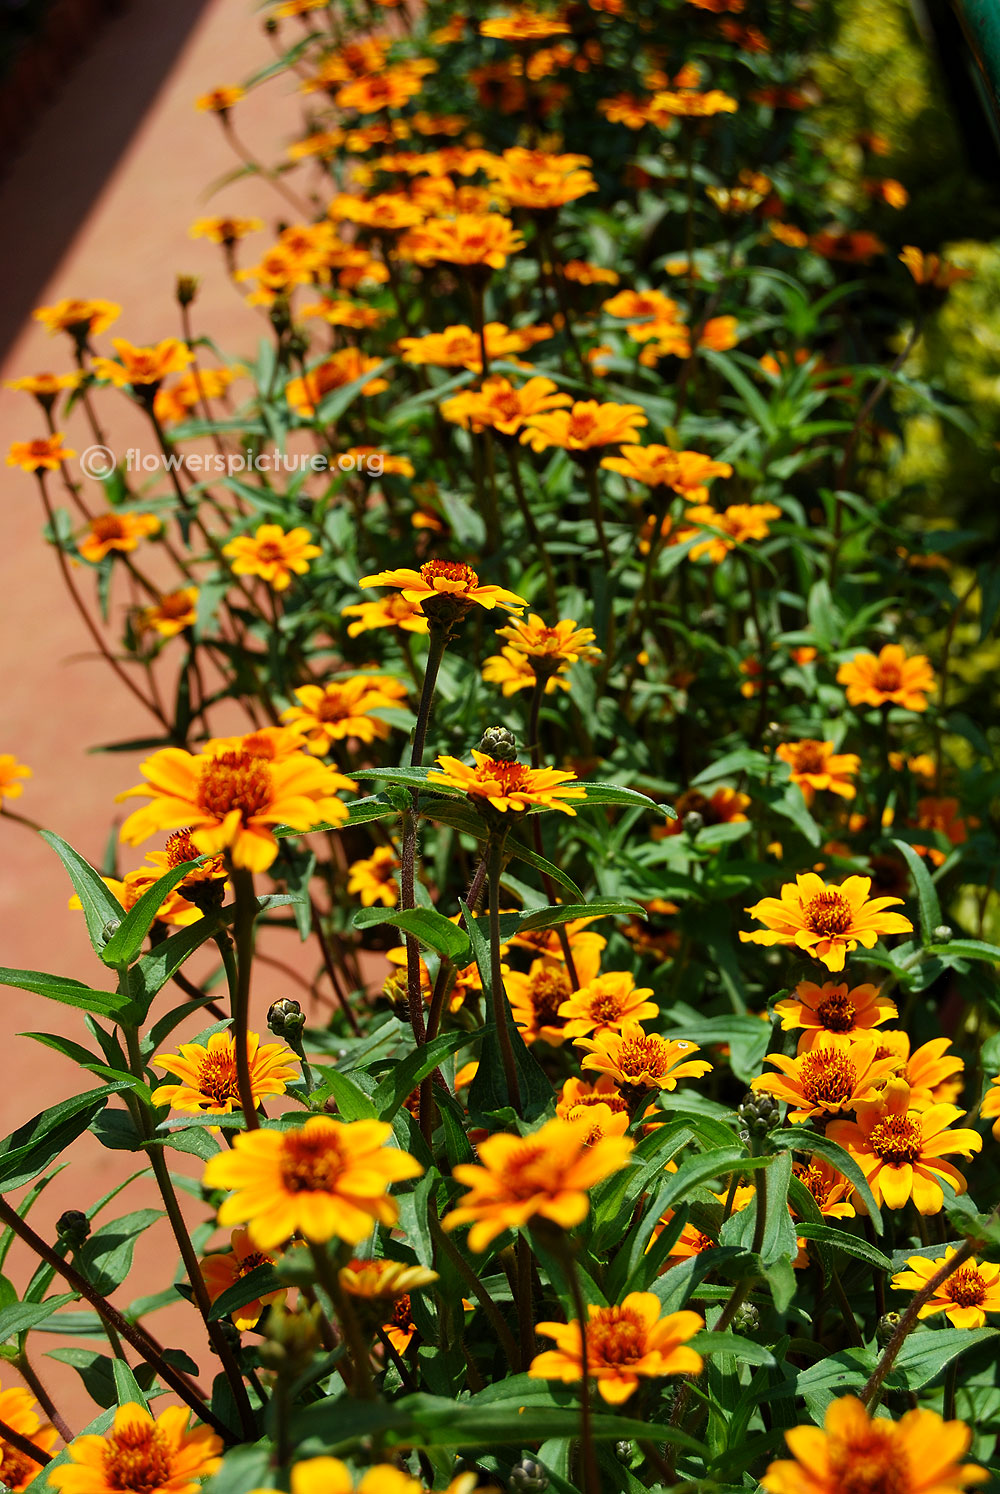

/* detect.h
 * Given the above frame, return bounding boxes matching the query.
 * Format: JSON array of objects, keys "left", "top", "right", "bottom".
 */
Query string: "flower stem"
[
  {"left": 16, "top": 1353, "right": 73, "bottom": 1443},
  {"left": 0, "top": 1416, "right": 53, "bottom": 1467},
  {"left": 229, "top": 872, "right": 262, "bottom": 1130},
  {"left": 428, "top": 1208, "right": 520, "bottom": 1367},
  {"left": 558, "top": 1241, "right": 600, "bottom": 1494},
  {"left": 487, "top": 832, "right": 521, "bottom": 1116},
  {"left": 310, "top": 1244, "right": 375, "bottom": 1399}
]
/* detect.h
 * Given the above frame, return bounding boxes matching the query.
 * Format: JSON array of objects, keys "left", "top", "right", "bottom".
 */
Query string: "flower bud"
[
  {"left": 56, "top": 1210, "right": 90, "bottom": 1248},
  {"left": 737, "top": 1090, "right": 780, "bottom": 1137},
  {"left": 876, "top": 1311, "right": 901, "bottom": 1348},
  {"left": 733, "top": 1301, "right": 760, "bottom": 1334},
  {"left": 478, "top": 726, "right": 518, "bottom": 762},
  {"left": 268, "top": 998, "right": 305, "bottom": 1036},
  {"left": 175, "top": 275, "right": 200, "bottom": 308},
  {"left": 615, "top": 1440, "right": 635, "bottom": 1466},
  {"left": 682, "top": 810, "right": 704, "bottom": 837},
  {"left": 100, "top": 918, "right": 122, "bottom": 945},
  {"left": 509, "top": 1458, "right": 549, "bottom": 1492},
  {"left": 932, "top": 925, "right": 953, "bottom": 944},
  {"left": 259, "top": 1301, "right": 322, "bottom": 1373},
  {"left": 210, "top": 1317, "right": 243, "bottom": 1356}
]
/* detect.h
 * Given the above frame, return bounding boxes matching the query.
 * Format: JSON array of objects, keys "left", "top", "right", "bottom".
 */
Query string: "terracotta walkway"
[{"left": 0, "top": 0, "right": 328, "bottom": 1427}]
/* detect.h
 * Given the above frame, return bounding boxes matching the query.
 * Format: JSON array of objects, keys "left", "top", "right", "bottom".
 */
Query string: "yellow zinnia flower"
[
  {"left": 775, "top": 739, "right": 860, "bottom": 804},
  {"left": 6, "top": 434, "right": 76, "bottom": 472},
  {"left": 359, "top": 559, "right": 525, "bottom": 616},
  {"left": 751, "top": 1032, "right": 902, "bottom": 1122},
  {"left": 575, "top": 1021, "right": 712, "bottom": 1092},
  {"left": 440, "top": 375, "right": 571, "bottom": 435},
  {"left": 980, "top": 1073, "right": 1000, "bottom": 1140},
  {"left": 189, "top": 215, "right": 263, "bottom": 245},
  {"left": 49, "top": 1403, "right": 222, "bottom": 1494},
  {"left": 0, "top": 1379, "right": 58, "bottom": 1489},
  {"left": 891, "top": 1248, "right": 1000, "bottom": 1329},
  {"left": 530, "top": 1295, "right": 703, "bottom": 1404},
  {"left": 505, "top": 959, "right": 581, "bottom": 1047},
  {"left": 203, "top": 1116, "right": 423, "bottom": 1251},
  {"left": 480, "top": 9, "right": 570, "bottom": 40},
  {"left": 91, "top": 338, "right": 192, "bottom": 390},
  {"left": 677, "top": 501, "right": 782, "bottom": 562},
  {"left": 773, "top": 979, "right": 898, "bottom": 1051},
  {"left": 341, "top": 595, "right": 429, "bottom": 637},
  {"left": 441, "top": 1116, "right": 633, "bottom": 1252},
  {"left": 899, "top": 245, "right": 971, "bottom": 290},
  {"left": 827, "top": 1078, "right": 981, "bottom": 1214},
  {"left": 280, "top": 676, "right": 407, "bottom": 753},
  {"left": 397, "top": 212, "right": 525, "bottom": 270},
  {"left": 836, "top": 644, "right": 935, "bottom": 712},
  {"left": 117, "top": 738, "right": 356, "bottom": 873},
  {"left": 284, "top": 350, "right": 389, "bottom": 416},
  {"left": 247, "top": 1459, "right": 431, "bottom": 1494},
  {"left": 428, "top": 751, "right": 586, "bottom": 816},
  {"left": 740, "top": 873, "right": 913, "bottom": 973},
  {"left": 139, "top": 588, "right": 199, "bottom": 639},
  {"left": 152, "top": 1030, "right": 298, "bottom": 1116},
  {"left": 346, "top": 846, "right": 399, "bottom": 908},
  {"left": 33, "top": 297, "right": 120, "bottom": 338},
  {"left": 70, "top": 866, "right": 202, "bottom": 930},
  {"left": 196, "top": 85, "right": 245, "bottom": 112},
  {"left": 0, "top": 755, "right": 32, "bottom": 805},
  {"left": 520, "top": 399, "right": 648, "bottom": 455},
  {"left": 872, "top": 1032, "right": 965, "bottom": 1109},
  {"left": 558, "top": 971, "right": 658, "bottom": 1041},
  {"left": 79, "top": 512, "right": 161, "bottom": 563},
  {"left": 760, "top": 1396, "right": 986, "bottom": 1494},
  {"left": 600, "top": 444, "right": 732, "bottom": 499},
  {"left": 200, "top": 1227, "right": 284, "bottom": 1330},
  {"left": 222, "top": 524, "right": 322, "bottom": 591}
]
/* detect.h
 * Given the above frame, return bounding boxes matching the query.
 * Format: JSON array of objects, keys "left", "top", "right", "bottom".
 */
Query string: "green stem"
[
  {"left": 428, "top": 1209, "right": 520, "bottom": 1367},
  {"left": 16, "top": 1352, "right": 73, "bottom": 1442},
  {"left": 944, "top": 1358, "right": 958, "bottom": 1421},
  {"left": 310, "top": 1245, "right": 375, "bottom": 1400},
  {"left": 487, "top": 833, "right": 522, "bottom": 1115},
  {"left": 0, "top": 1416, "right": 53, "bottom": 1467},
  {"left": 230, "top": 874, "right": 261, "bottom": 1130},
  {"left": 559, "top": 1245, "right": 600, "bottom": 1494}
]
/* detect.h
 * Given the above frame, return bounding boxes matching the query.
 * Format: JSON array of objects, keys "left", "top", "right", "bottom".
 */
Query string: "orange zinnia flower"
[
  {"left": 479, "top": 9, "right": 570, "bottom": 40},
  {"left": 827, "top": 1078, "right": 981, "bottom": 1214},
  {"left": 762, "top": 1397, "right": 986, "bottom": 1494},
  {"left": 70, "top": 866, "right": 203, "bottom": 930},
  {"left": 773, "top": 979, "right": 897, "bottom": 1051},
  {"left": 340, "top": 595, "right": 429, "bottom": 637},
  {"left": 92, "top": 338, "right": 192, "bottom": 389},
  {"left": 490, "top": 147, "right": 598, "bottom": 210},
  {"left": 196, "top": 84, "right": 245, "bottom": 112},
  {"left": 200, "top": 1227, "right": 284, "bottom": 1330},
  {"left": 398, "top": 213, "right": 524, "bottom": 270},
  {"left": 440, "top": 375, "right": 571, "bottom": 435},
  {"left": 751, "top": 1033, "right": 902, "bottom": 1122},
  {"left": 0, "top": 1379, "right": 58, "bottom": 1489},
  {"left": 891, "top": 1249, "right": 1000, "bottom": 1330},
  {"left": 117, "top": 739, "right": 355, "bottom": 873},
  {"left": 140, "top": 588, "right": 199, "bottom": 638},
  {"left": 558, "top": 971, "right": 658, "bottom": 1040},
  {"left": 980, "top": 1074, "right": 1000, "bottom": 1141},
  {"left": 50, "top": 1403, "right": 222, "bottom": 1494},
  {"left": 281, "top": 676, "right": 406, "bottom": 753},
  {"left": 285, "top": 351, "right": 389, "bottom": 416},
  {"left": 911, "top": 797, "right": 968, "bottom": 866},
  {"left": 33, "top": 297, "right": 120, "bottom": 338},
  {"left": 900, "top": 246, "right": 971, "bottom": 290},
  {"left": 646, "top": 87, "right": 739, "bottom": 121},
  {"left": 203, "top": 1116, "right": 423, "bottom": 1251},
  {"left": 190, "top": 215, "right": 263, "bottom": 245},
  {"left": 530, "top": 1295, "right": 703, "bottom": 1404},
  {"left": 79, "top": 511, "right": 161, "bottom": 563},
  {"left": 6, "top": 434, "right": 75, "bottom": 472},
  {"left": 429, "top": 751, "right": 586, "bottom": 815},
  {"left": 360, "top": 560, "right": 525, "bottom": 615},
  {"left": 520, "top": 399, "right": 647, "bottom": 455},
  {"left": 836, "top": 644, "right": 935, "bottom": 711},
  {"left": 5, "top": 371, "right": 81, "bottom": 403},
  {"left": 506, "top": 960, "right": 578, "bottom": 1047},
  {"left": 441, "top": 1116, "right": 633, "bottom": 1252},
  {"left": 152, "top": 1030, "right": 298, "bottom": 1116},
  {"left": 741, "top": 873, "right": 913, "bottom": 972},
  {"left": 775, "top": 739, "right": 861, "bottom": 804},
  {"left": 678, "top": 502, "right": 782, "bottom": 562},
  {"left": 0, "top": 755, "right": 32, "bottom": 806},
  {"left": 576, "top": 1021, "right": 712, "bottom": 1092},
  {"left": 223, "top": 524, "right": 322, "bottom": 591},
  {"left": 154, "top": 368, "right": 240, "bottom": 424},
  {"left": 601, "top": 445, "right": 732, "bottom": 499},
  {"left": 398, "top": 323, "right": 551, "bottom": 372},
  {"left": 873, "top": 1032, "right": 965, "bottom": 1109},
  {"left": 344, "top": 846, "right": 398, "bottom": 910}
]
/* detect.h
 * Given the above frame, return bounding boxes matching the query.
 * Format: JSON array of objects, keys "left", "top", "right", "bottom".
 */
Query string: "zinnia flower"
[
  {"left": 5, "top": 371, "right": 82, "bottom": 403},
  {"left": 49, "top": 1403, "right": 222, "bottom": 1494},
  {"left": 200, "top": 1227, "right": 284, "bottom": 1330},
  {"left": 152, "top": 1030, "right": 298, "bottom": 1116},
  {"left": 360, "top": 560, "right": 524, "bottom": 617},
  {"left": 575, "top": 1022, "right": 712, "bottom": 1093},
  {"left": 677, "top": 502, "right": 782, "bottom": 562},
  {"left": 0, "top": 755, "right": 32, "bottom": 805},
  {"left": 341, "top": 595, "right": 429, "bottom": 636},
  {"left": 398, "top": 213, "right": 524, "bottom": 270},
  {"left": 891, "top": 1249, "right": 1000, "bottom": 1329},
  {"left": 980, "top": 1074, "right": 1000, "bottom": 1141},
  {"left": 601, "top": 444, "right": 732, "bottom": 499},
  {"left": 480, "top": 9, "right": 570, "bottom": 40},
  {"left": 70, "top": 866, "right": 203, "bottom": 929},
  {"left": 440, "top": 376, "right": 571, "bottom": 435},
  {"left": 741, "top": 873, "right": 913, "bottom": 973},
  {"left": 530, "top": 1296, "right": 703, "bottom": 1404},
  {"left": 79, "top": 512, "right": 161, "bottom": 563},
  {"left": 506, "top": 959, "right": 581, "bottom": 1046},
  {"left": 140, "top": 588, "right": 199, "bottom": 638},
  {"left": 827, "top": 1078, "right": 982, "bottom": 1214},
  {"left": 0, "top": 1380, "right": 58, "bottom": 1490},
  {"left": 91, "top": 339, "right": 192, "bottom": 390},
  {"left": 203, "top": 1116, "right": 423, "bottom": 1250},
  {"left": 773, "top": 980, "right": 897, "bottom": 1051},
  {"left": 247, "top": 1460, "right": 444, "bottom": 1494},
  {"left": 196, "top": 85, "right": 245, "bottom": 112},
  {"left": 189, "top": 216, "right": 263, "bottom": 245},
  {"left": 836, "top": 645, "right": 935, "bottom": 711},
  {"left": 280, "top": 676, "right": 407, "bottom": 752},
  {"left": 776, "top": 740, "right": 860, "bottom": 804},
  {"left": 6, "top": 434, "right": 75, "bottom": 472},
  {"left": 760, "top": 1395, "right": 986, "bottom": 1494},
  {"left": 117, "top": 738, "right": 356, "bottom": 873},
  {"left": 751, "top": 1033, "right": 902, "bottom": 1122},
  {"left": 346, "top": 847, "right": 399, "bottom": 907},
  {"left": 520, "top": 399, "right": 648, "bottom": 455},
  {"left": 33, "top": 298, "right": 120, "bottom": 338},
  {"left": 558, "top": 971, "right": 658, "bottom": 1040},
  {"left": 428, "top": 751, "right": 586, "bottom": 815},
  {"left": 441, "top": 1116, "right": 633, "bottom": 1251},
  {"left": 285, "top": 351, "right": 389, "bottom": 416},
  {"left": 900, "top": 246, "right": 971, "bottom": 290},
  {"left": 872, "top": 1032, "right": 965, "bottom": 1109},
  {"left": 222, "top": 524, "right": 322, "bottom": 591}
]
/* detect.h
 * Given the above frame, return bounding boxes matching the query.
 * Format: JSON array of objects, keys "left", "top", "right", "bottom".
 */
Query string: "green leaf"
[
  {"left": 515, "top": 898, "right": 646, "bottom": 932},
  {"left": 39, "top": 831, "right": 123, "bottom": 956},
  {"left": 99, "top": 860, "right": 204, "bottom": 969},
  {"left": 463, "top": 902, "right": 552, "bottom": 1124},
  {"left": 794, "top": 1224, "right": 892, "bottom": 1272},
  {"left": 886, "top": 1327, "right": 999, "bottom": 1390},
  {"left": 207, "top": 1261, "right": 283, "bottom": 1323},
  {"left": 315, "top": 1069, "right": 379, "bottom": 1121},
  {"left": 0, "top": 966, "right": 133, "bottom": 1021},
  {"left": 0, "top": 1087, "right": 127, "bottom": 1191},
  {"left": 129, "top": 913, "right": 224, "bottom": 1011},
  {"left": 926, "top": 938, "right": 1000, "bottom": 964},
  {"left": 112, "top": 1358, "right": 149, "bottom": 1412},
  {"left": 575, "top": 782, "right": 676, "bottom": 816},
  {"left": 771, "top": 1128, "right": 883, "bottom": 1232},
  {"left": 352, "top": 907, "right": 471, "bottom": 962},
  {"left": 79, "top": 1210, "right": 164, "bottom": 1297},
  {"left": 0, "top": 1294, "right": 77, "bottom": 1343},
  {"left": 891, "top": 838, "right": 941, "bottom": 946},
  {"left": 370, "top": 1032, "right": 471, "bottom": 1120},
  {"left": 693, "top": 1331, "right": 777, "bottom": 1366}
]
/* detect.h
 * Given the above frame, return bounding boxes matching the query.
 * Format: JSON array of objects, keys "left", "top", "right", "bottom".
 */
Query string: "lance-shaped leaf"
[
  {"left": 99, "top": 859, "right": 204, "bottom": 970},
  {"left": 352, "top": 907, "right": 471, "bottom": 962},
  {"left": 40, "top": 831, "right": 123, "bottom": 956}
]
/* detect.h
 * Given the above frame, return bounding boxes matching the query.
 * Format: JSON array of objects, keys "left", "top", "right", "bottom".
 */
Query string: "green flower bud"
[
  {"left": 737, "top": 1090, "right": 780, "bottom": 1137},
  {"left": 876, "top": 1311, "right": 902, "bottom": 1348},
  {"left": 509, "top": 1458, "right": 549, "bottom": 1492},
  {"left": 268, "top": 998, "right": 305, "bottom": 1036},
  {"left": 478, "top": 726, "right": 518, "bottom": 761},
  {"left": 56, "top": 1210, "right": 91, "bottom": 1248},
  {"left": 733, "top": 1301, "right": 760, "bottom": 1334}
]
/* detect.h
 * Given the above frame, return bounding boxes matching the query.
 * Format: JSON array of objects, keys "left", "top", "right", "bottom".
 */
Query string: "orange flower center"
[
  {"left": 792, "top": 741, "right": 828, "bottom": 773},
  {"left": 164, "top": 828, "right": 201, "bottom": 867},
  {"left": 499, "top": 1141, "right": 548, "bottom": 1197},
  {"left": 529, "top": 967, "right": 573, "bottom": 1025},
  {"left": 473, "top": 758, "right": 532, "bottom": 794},
  {"left": 588, "top": 1307, "right": 646, "bottom": 1366},
  {"left": 421, "top": 559, "right": 478, "bottom": 591},
  {"left": 198, "top": 750, "right": 273, "bottom": 822},
  {"left": 816, "top": 994, "right": 857, "bottom": 1032},
  {"left": 279, "top": 1130, "right": 345, "bottom": 1193},
  {"left": 793, "top": 1162, "right": 833, "bottom": 1209},
  {"left": 92, "top": 514, "right": 128, "bottom": 541},
  {"left": 101, "top": 1423, "right": 173, "bottom": 1493},
  {"left": 589, "top": 991, "right": 626, "bottom": 1024},
  {"left": 256, "top": 540, "right": 286, "bottom": 562},
  {"left": 804, "top": 890, "right": 853, "bottom": 937},
  {"left": 828, "top": 1426, "right": 908, "bottom": 1494},
  {"left": 869, "top": 1114, "right": 923, "bottom": 1165},
  {"left": 873, "top": 661, "right": 902, "bottom": 693},
  {"left": 391, "top": 1293, "right": 413, "bottom": 1329},
  {"left": 568, "top": 1089, "right": 629, "bottom": 1116},
  {"left": 156, "top": 591, "right": 193, "bottom": 619},
  {"left": 491, "top": 391, "right": 522, "bottom": 421},
  {"left": 948, "top": 1265, "right": 987, "bottom": 1308},
  {"left": 567, "top": 410, "right": 598, "bottom": 442},
  {"left": 315, "top": 690, "right": 353, "bottom": 722},
  {"left": 194, "top": 1049, "right": 241, "bottom": 1106},
  {"left": 237, "top": 1249, "right": 273, "bottom": 1279},
  {"left": 799, "top": 1049, "right": 857, "bottom": 1109},
  {"left": 615, "top": 1034, "right": 672, "bottom": 1080},
  {"left": 0, "top": 1444, "right": 36, "bottom": 1488}
]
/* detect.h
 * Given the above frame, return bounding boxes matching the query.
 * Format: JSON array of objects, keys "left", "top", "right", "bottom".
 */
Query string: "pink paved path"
[{"left": 0, "top": 0, "right": 338, "bottom": 1428}]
